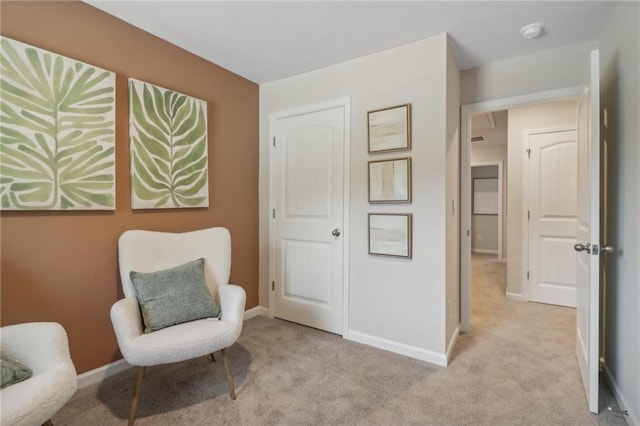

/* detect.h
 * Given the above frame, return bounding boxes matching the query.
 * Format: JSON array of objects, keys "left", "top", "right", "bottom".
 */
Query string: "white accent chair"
[
  {"left": 0, "top": 322, "right": 77, "bottom": 426},
  {"left": 111, "top": 227, "right": 246, "bottom": 425}
]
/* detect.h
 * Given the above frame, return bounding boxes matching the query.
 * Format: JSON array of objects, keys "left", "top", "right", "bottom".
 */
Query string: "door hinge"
[
  {"left": 467, "top": 229, "right": 470, "bottom": 237},
  {"left": 527, "top": 271, "right": 530, "bottom": 279},
  {"left": 272, "top": 137, "right": 276, "bottom": 147},
  {"left": 527, "top": 210, "right": 530, "bottom": 220},
  {"left": 272, "top": 208, "right": 275, "bottom": 219},
  {"left": 271, "top": 281, "right": 275, "bottom": 291},
  {"left": 526, "top": 148, "right": 531, "bottom": 158}
]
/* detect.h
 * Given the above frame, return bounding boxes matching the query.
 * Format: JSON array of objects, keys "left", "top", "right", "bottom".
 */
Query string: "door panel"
[
  {"left": 284, "top": 126, "right": 332, "bottom": 217},
  {"left": 283, "top": 240, "right": 332, "bottom": 304},
  {"left": 528, "top": 130, "right": 578, "bottom": 307},
  {"left": 575, "top": 50, "right": 601, "bottom": 414},
  {"left": 273, "top": 106, "right": 345, "bottom": 334}
]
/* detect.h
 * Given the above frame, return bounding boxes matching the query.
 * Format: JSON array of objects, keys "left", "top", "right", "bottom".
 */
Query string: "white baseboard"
[
  {"left": 602, "top": 362, "right": 638, "bottom": 425},
  {"left": 446, "top": 326, "right": 460, "bottom": 365},
  {"left": 506, "top": 292, "right": 527, "bottom": 302},
  {"left": 345, "top": 330, "right": 447, "bottom": 367},
  {"left": 471, "top": 249, "right": 498, "bottom": 255},
  {"left": 78, "top": 306, "right": 270, "bottom": 390},
  {"left": 77, "top": 358, "right": 132, "bottom": 389},
  {"left": 244, "top": 305, "right": 269, "bottom": 320}
]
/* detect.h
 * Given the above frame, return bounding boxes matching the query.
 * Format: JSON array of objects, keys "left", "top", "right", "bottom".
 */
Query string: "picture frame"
[
  {"left": 368, "top": 213, "right": 413, "bottom": 258},
  {"left": 368, "top": 157, "right": 411, "bottom": 203},
  {"left": 472, "top": 178, "right": 499, "bottom": 215},
  {"left": 0, "top": 37, "right": 116, "bottom": 211},
  {"left": 368, "top": 103, "right": 411, "bottom": 153},
  {"left": 129, "top": 78, "right": 209, "bottom": 209}
]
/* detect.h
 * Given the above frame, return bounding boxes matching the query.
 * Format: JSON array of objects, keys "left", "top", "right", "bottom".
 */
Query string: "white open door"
[{"left": 574, "top": 50, "right": 601, "bottom": 413}]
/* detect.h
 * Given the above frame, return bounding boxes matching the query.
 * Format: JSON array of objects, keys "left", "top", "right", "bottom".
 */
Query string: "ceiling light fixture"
[{"left": 520, "top": 22, "right": 545, "bottom": 40}]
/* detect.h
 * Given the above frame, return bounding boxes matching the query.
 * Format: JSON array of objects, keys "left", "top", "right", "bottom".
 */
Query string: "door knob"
[
  {"left": 331, "top": 229, "right": 341, "bottom": 237},
  {"left": 574, "top": 243, "right": 591, "bottom": 253},
  {"left": 601, "top": 245, "right": 615, "bottom": 254}
]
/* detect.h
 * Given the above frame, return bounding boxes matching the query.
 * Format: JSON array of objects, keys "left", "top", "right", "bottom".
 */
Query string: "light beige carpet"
[{"left": 53, "top": 255, "right": 627, "bottom": 425}]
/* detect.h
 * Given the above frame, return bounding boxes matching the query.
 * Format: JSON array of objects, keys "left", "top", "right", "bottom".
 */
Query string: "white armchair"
[
  {"left": 111, "top": 227, "right": 246, "bottom": 425},
  {"left": 0, "top": 322, "right": 77, "bottom": 426}
]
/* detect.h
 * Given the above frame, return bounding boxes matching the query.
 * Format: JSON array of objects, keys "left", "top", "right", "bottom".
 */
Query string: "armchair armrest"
[
  {"left": 0, "top": 323, "right": 77, "bottom": 426},
  {"left": 110, "top": 297, "right": 144, "bottom": 358},
  {"left": 0, "top": 322, "right": 73, "bottom": 375},
  {"left": 218, "top": 284, "right": 246, "bottom": 324}
]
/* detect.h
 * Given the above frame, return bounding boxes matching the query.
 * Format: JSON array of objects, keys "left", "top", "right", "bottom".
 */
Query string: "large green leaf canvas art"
[
  {"left": 129, "top": 79, "right": 209, "bottom": 209},
  {"left": 0, "top": 37, "right": 116, "bottom": 210}
]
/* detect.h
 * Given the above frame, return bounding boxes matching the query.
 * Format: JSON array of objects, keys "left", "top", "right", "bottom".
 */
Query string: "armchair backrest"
[{"left": 118, "top": 227, "right": 231, "bottom": 299}]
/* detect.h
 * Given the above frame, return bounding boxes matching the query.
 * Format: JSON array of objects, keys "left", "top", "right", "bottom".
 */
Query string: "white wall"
[
  {"left": 472, "top": 146, "right": 507, "bottom": 164},
  {"left": 599, "top": 2, "right": 640, "bottom": 423},
  {"left": 445, "top": 41, "right": 461, "bottom": 357},
  {"left": 461, "top": 42, "right": 596, "bottom": 105},
  {"left": 506, "top": 100, "right": 577, "bottom": 299},
  {"left": 260, "top": 34, "right": 457, "bottom": 365}
]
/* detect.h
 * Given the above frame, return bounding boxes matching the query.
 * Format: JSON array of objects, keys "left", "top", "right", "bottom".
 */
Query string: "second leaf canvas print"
[{"left": 129, "top": 79, "right": 208, "bottom": 209}]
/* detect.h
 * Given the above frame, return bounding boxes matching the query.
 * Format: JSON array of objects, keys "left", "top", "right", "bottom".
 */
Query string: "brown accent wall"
[{"left": 0, "top": 1, "right": 259, "bottom": 373}]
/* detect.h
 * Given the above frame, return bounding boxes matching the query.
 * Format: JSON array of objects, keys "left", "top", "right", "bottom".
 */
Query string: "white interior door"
[
  {"left": 575, "top": 50, "right": 601, "bottom": 414},
  {"left": 526, "top": 129, "right": 578, "bottom": 307},
  {"left": 272, "top": 105, "right": 345, "bottom": 335}
]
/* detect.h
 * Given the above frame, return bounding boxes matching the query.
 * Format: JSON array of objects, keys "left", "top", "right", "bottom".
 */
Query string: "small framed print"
[
  {"left": 368, "top": 213, "right": 412, "bottom": 258},
  {"left": 368, "top": 104, "right": 411, "bottom": 153},
  {"left": 368, "top": 157, "right": 411, "bottom": 203}
]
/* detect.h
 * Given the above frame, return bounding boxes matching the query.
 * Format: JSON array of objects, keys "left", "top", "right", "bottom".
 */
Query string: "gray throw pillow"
[
  {"left": 1, "top": 358, "right": 32, "bottom": 389},
  {"left": 130, "top": 258, "right": 221, "bottom": 333}
]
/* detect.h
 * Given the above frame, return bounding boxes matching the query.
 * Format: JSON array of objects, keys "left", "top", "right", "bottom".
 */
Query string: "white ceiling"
[
  {"left": 472, "top": 110, "right": 508, "bottom": 147},
  {"left": 85, "top": 1, "right": 615, "bottom": 84}
]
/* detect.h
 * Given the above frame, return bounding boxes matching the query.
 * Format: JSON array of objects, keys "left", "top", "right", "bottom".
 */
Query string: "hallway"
[{"left": 457, "top": 253, "right": 626, "bottom": 424}]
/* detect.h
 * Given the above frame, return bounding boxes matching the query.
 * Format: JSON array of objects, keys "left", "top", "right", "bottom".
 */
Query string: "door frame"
[
  {"left": 268, "top": 97, "right": 351, "bottom": 336},
  {"left": 521, "top": 126, "right": 577, "bottom": 303},
  {"left": 460, "top": 87, "right": 581, "bottom": 333},
  {"left": 470, "top": 161, "right": 503, "bottom": 260}
]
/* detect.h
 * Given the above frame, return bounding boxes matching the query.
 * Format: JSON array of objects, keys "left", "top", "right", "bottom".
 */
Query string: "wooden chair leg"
[
  {"left": 220, "top": 348, "right": 236, "bottom": 400},
  {"left": 128, "top": 366, "right": 146, "bottom": 426}
]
